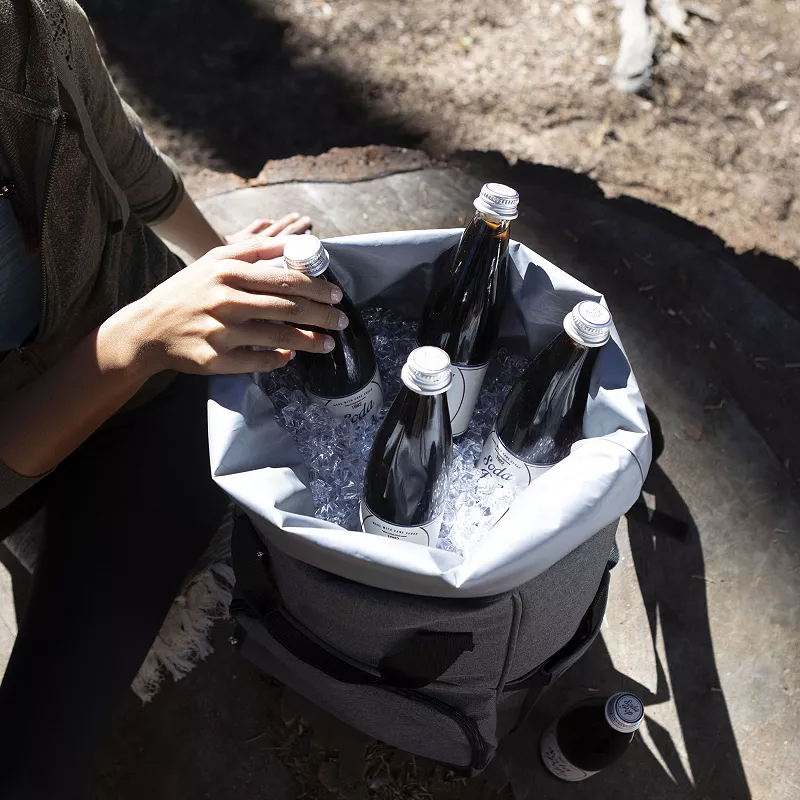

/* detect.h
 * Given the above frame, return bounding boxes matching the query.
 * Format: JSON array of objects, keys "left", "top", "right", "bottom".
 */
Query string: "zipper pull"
[{"left": 0, "top": 177, "right": 14, "bottom": 198}]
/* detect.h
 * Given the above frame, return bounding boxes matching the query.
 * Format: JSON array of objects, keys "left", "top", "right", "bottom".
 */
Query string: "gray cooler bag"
[{"left": 208, "top": 229, "right": 651, "bottom": 773}]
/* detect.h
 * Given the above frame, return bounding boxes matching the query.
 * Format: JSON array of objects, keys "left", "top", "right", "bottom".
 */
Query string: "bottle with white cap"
[
  {"left": 540, "top": 692, "right": 644, "bottom": 781},
  {"left": 283, "top": 235, "right": 384, "bottom": 424},
  {"left": 360, "top": 346, "right": 453, "bottom": 547},
  {"left": 418, "top": 183, "right": 519, "bottom": 440},
  {"left": 479, "top": 300, "right": 612, "bottom": 491}
]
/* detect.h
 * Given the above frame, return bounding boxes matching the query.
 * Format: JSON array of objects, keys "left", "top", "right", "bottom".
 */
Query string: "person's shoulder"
[
  {"left": 0, "top": 0, "right": 31, "bottom": 34},
  {"left": 0, "top": 1, "right": 33, "bottom": 92}
]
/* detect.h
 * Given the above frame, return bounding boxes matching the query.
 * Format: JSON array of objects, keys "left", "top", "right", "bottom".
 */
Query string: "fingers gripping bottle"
[{"left": 284, "top": 235, "right": 383, "bottom": 424}]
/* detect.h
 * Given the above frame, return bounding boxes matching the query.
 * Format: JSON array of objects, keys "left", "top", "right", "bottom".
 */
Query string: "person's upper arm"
[
  {"left": 65, "top": 1, "right": 185, "bottom": 224},
  {"left": 0, "top": 457, "right": 48, "bottom": 512}
]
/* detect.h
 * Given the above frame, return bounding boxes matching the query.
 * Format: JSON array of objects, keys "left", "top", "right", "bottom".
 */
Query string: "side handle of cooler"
[{"left": 230, "top": 511, "right": 474, "bottom": 690}]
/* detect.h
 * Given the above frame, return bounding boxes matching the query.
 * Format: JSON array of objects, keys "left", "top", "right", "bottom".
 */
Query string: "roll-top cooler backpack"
[{"left": 209, "top": 230, "right": 651, "bottom": 774}]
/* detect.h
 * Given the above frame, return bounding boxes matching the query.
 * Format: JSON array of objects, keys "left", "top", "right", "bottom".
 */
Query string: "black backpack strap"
[
  {"left": 380, "top": 631, "right": 474, "bottom": 688},
  {"left": 231, "top": 511, "right": 473, "bottom": 689}
]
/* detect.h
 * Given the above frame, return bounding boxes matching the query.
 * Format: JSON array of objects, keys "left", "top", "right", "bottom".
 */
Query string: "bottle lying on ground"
[
  {"left": 479, "top": 300, "right": 612, "bottom": 490},
  {"left": 540, "top": 692, "right": 644, "bottom": 781},
  {"left": 418, "top": 183, "right": 519, "bottom": 440},
  {"left": 284, "top": 235, "right": 384, "bottom": 424},
  {"left": 360, "top": 346, "right": 453, "bottom": 547}
]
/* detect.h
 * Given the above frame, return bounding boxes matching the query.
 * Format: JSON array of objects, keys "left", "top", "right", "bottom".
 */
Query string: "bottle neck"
[
  {"left": 401, "top": 374, "right": 451, "bottom": 397},
  {"left": 470, "top": 210, "right": 512, "bottom": 235},
  {"left": 544, "top": 336, "right": 589, "bottom": 416}
]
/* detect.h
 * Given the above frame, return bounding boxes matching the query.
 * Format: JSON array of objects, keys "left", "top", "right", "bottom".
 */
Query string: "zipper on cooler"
[
  {"left": 395, "top": 687, "right": 490, "bottom": 771},
  {"left": 230, "top": 528, "right": 490, "bottom": 771}
]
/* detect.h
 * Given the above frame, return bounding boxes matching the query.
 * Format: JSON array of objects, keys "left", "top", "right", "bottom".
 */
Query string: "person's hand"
[
  {"left": 225, "top": 213, "right": 312, "bottom": 244},
  {"left": 100, "top": 236, "right": 347, "bottom": 378}
]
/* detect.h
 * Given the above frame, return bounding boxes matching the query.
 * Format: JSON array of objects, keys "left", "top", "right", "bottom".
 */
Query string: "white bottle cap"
[
  {"left": 283, "top": 235, "right": 330, "bottom": 277},
  {"left": 563, "top": 300, "right": 612, "bottom": 347},
  {"left": 473, "top": 183, "right": 520, "bottom": 220},
  {"left": 605, "top": 693, "right": 644, "bottom": 733},
  {"left": 401, "top": 346, "right": 453, "bottom": 395}
]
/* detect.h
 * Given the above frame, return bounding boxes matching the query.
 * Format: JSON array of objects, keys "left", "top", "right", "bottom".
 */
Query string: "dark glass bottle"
[
  {"left": 479, "top": 301, "right": 612, "bottom": 490},
  {"left": 418, "top": 183, "right": 519, "bottom": 439},
  {"left": 284, "top": 235, "right": 384, "bottom": 424},
  {"left": 361, "top": 346, "right": 453, "bottom": 548},
  {"left": 540, "top": 693, "right": 644, "bottom": 781}
]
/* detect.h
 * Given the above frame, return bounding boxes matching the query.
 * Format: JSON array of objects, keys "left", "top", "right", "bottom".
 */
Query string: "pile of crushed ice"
[{"left": 259, "top": 307, "right": 529, "bottom": 556}]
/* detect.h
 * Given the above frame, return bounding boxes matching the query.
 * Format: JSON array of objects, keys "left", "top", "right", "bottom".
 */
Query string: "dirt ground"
[{"left": 85, "top": 0, "right": 799, "bottom": 264}]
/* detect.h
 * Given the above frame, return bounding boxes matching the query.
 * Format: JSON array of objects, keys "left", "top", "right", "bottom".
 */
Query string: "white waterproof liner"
[{"left": 208, "top": 230, "right": 651, "bottom": 598}]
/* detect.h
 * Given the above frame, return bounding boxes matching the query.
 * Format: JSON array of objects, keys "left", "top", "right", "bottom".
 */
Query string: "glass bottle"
[
  {"left": 540, "top": 692, "right": 644, "bottom": 781},
  {"left": 418, "top": 183, "right": 519, "bottom": 439},
  {"left": 480, "top": 301, "right": 612, "bottom": 490},
  {"left": 361, "top": 346, "right": 453, "bottom": 547},
  {"left": 284, "top": 235, "right": 384, "bottom": 424}
]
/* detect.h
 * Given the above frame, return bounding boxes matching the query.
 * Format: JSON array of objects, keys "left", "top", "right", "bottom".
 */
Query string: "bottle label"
[
  {"left": 359, "top": 500, "right": 442, "bottom": 547},
  {"left": 448, "top": 362, "right": 489, "bottom": 437},
  {"left": 540, "top": 723, "right": 600, "bottom": 782},
  {"left": 479, "top": 429, "right": 552, "bottom": 490},
  {"left": 307, "top": 368, "right": 384, "bottom": 424}
]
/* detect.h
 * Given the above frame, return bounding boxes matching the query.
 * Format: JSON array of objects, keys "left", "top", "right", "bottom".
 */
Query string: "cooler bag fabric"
[
  {"left": 208, "top": 229, "right": 650, "bottom": 598},
  {"left": 230, "top": 512, "right": 618, "bottom": 772}
]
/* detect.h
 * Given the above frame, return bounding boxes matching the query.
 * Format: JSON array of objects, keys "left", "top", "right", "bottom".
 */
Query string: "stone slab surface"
[{"left": 1, "top": 155, "right": 798, "bottom": 799}]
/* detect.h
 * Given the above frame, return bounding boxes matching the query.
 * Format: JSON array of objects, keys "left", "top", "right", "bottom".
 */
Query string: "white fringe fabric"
[
  {"left": 4, "top": 506, "right": 236, "bottom": 704},
  {"left": 132, "top": 560, "right": 234, "bottom": 702}
]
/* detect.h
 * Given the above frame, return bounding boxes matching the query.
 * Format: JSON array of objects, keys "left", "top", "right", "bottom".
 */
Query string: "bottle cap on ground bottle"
[
  {"left": 283, "top": 235, "right": 330, "bottom": 277},
  {"left": 401, "top": 346, "right": 453, "bottom": 395},
  {"left": 473, "top": 183, "right": 520, "bottom": 220},
  {"left": 563, "top": 300, "right": 612, "bottom": 347},
  {"left": 605, "top": 692, "right": 644, "bottom": 733}
]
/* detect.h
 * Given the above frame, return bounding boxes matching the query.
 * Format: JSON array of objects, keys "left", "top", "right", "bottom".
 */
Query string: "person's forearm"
[
  {"left": 0, "top": 234, "right": 340, "bottom": 480},
  {"left": 150, "top": 192, "right": 225, "bottom": 262},
  {"left": 0, "top": 312, "right": 151, "bottom": 478}
]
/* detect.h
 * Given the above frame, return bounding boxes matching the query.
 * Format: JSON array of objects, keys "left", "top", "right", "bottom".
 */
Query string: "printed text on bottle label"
[
  {"left": 359, "top": 500, "right": 443, "bottom": 547},
  {"left": 540, "top": 725, "right": 599, "bottom": 782},
  {"left": 479, "top": 429, "right": 552, "bottom": 490},
  {"left": 307, "top": 368, "right": 384, "bottom": 424}
]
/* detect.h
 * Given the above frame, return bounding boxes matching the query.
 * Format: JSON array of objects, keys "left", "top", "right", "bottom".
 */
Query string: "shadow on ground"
[
  {"left": 491, "top": 465, "right": 751, "bottom": 800},
  {"left": 454, "top": 152, "right": 800, "bottom": 488},
  {"left": 81, "top": 0, "right": 421, "bottom": 177}
]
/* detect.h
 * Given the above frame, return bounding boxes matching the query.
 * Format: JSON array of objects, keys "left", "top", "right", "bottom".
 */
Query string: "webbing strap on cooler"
[{"left": 231, "top": 512, "right": 474, "bottom": 690}]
